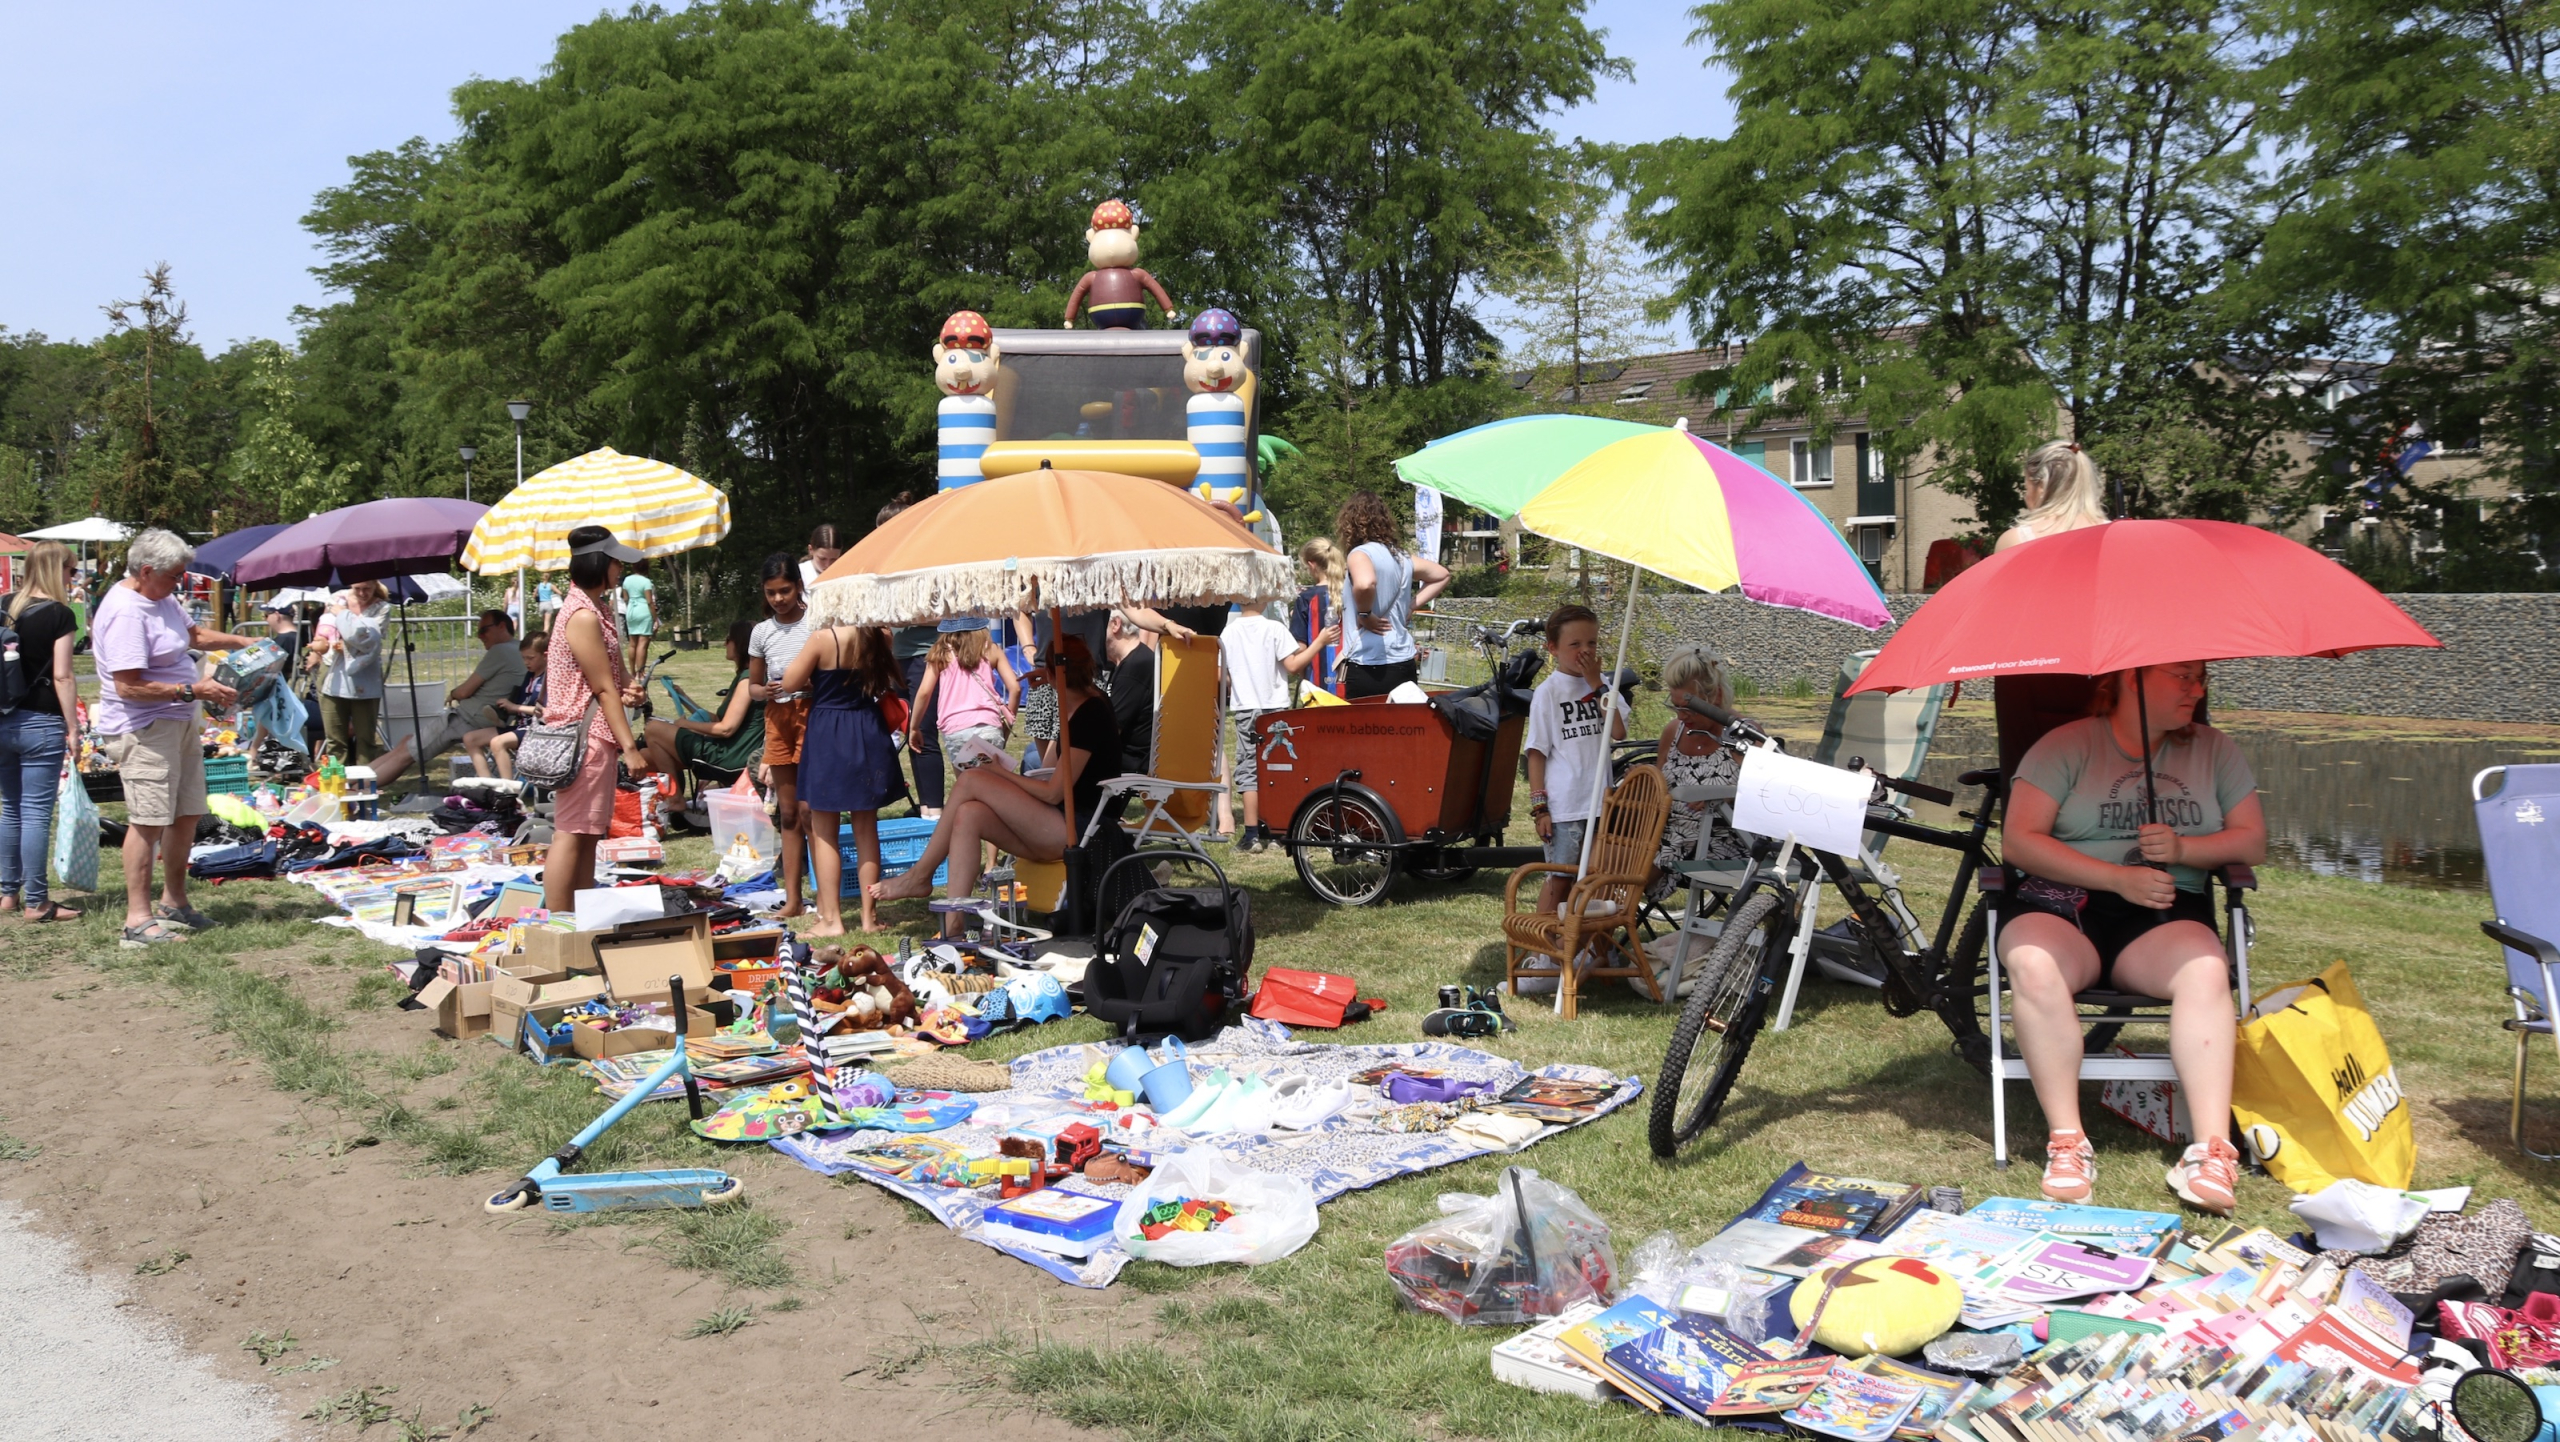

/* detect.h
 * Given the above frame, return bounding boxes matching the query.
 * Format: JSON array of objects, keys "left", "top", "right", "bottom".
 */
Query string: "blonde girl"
[{"left": 1997, "top": 441, "right": 2111, "bottom": 552}]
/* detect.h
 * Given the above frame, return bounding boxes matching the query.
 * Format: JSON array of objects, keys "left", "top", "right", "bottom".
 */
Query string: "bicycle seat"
[{"left": 1957, "top": 768, "right": 2003, "bottom": 789}]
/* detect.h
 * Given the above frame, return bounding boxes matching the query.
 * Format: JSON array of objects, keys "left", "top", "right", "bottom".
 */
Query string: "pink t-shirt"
[
  {"left": 90, "top": 584, "right": 198, "bottom": 735},
  {"left": 935, "top": 659, "right": 1008, "bottom": 733}
]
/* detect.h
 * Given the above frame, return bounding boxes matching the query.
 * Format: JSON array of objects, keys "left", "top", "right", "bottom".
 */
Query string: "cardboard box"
[
  {"left": 712, "top": 927, "right": 787, "bottom": 967},
  {"left": 417, "top": 974, "right": 495, "bottom": 1040},
  {"left": 515, "top": 924, "right": 609, "bottom": 976},
  {"left": 569, "top": 1004, "right": 714, "bottom": 1060},
  {"left": 594, "top": 912, "right": 716, "bottom": 1004}
]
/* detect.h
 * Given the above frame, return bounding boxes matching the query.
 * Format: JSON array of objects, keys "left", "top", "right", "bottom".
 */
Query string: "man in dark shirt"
[{"left": 1104, "top": 610, "right": 1155, "bottom": 774}]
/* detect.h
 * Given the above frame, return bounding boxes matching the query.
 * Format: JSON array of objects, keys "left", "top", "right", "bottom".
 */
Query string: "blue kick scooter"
[{"left": 485, "top": 974, "right": 744, "bottom": 1214}]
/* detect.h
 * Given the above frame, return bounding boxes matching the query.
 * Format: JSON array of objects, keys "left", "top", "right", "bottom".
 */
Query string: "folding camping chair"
[
  {"left": 1090, "top": 633, "right": 1229, "bottom": 852},
  {"left": 1657, "top": 650, "right": 1952, "bottom": 1028},
  {"left": 2474, "top": 764, "right": 2560, "bottom": 1159},
  {"left": 1976, "top": 679, "right": 2255, "bottom": 1168}
]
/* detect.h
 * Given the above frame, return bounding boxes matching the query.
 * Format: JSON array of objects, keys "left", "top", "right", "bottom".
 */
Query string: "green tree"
[
  {"left": 1485, "top": 164, "right": 1672, "bottom": 407},
  {"left": 225, "top": 341, "right": 357, "bottom": 525}
]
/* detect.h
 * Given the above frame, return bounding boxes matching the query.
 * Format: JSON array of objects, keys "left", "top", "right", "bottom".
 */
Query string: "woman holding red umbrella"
[{"left": 1999, "top": 660, "right": 2266, "bottom": 1215}]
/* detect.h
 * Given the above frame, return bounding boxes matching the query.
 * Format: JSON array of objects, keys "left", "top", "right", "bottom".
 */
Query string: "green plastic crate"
[{"left": 205, "top": 755, "right": 252, "bottom": 797}]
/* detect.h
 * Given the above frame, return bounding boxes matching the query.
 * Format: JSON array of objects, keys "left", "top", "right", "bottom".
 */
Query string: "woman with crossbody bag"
[{"left": 536, "top": 526, "right": 649, "bottom": 912}]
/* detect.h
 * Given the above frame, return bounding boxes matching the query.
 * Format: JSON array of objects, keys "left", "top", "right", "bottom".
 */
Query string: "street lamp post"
[
  {"left": 459, "top": 444, "right": 477, "bottom": 505},
  {"left": 507, "top": 401, "right": 531, "bottom": 635}
]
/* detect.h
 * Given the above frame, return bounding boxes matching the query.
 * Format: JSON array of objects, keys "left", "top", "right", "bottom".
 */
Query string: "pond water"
[{"left": 1902, "top": 715, "right": 2560, "bottom": 892}]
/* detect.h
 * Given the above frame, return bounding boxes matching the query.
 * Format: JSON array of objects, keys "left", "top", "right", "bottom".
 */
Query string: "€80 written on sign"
[{"left": 1730, "top": 747, "right": 1875, "bottom": 856}]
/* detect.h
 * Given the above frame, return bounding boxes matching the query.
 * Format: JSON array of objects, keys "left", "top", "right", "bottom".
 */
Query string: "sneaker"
[
  {"left": 1158, "top": 1069, "right": 1230, "bottom": 1129},
  {"left": 2041, "top": 1129, "right": 2096, "bottom": 1202},
  {"left": 2166, "top": 1136, "right": 2241, "bottom": 1216}
]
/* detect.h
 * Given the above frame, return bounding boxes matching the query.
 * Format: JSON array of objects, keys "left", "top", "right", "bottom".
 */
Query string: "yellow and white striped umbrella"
[{"left": 460, "top": 447, "right": 732, "bottom": 573}]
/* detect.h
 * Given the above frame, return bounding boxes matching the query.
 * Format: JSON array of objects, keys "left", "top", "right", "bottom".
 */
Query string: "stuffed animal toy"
[
  {"left": 808, "top": 945, "right": 918, "bottom": 1030},
  {"left": 1063, "top": 199, "right": 1174, "bottom": 330},
  {"left": 1787, "top": 1255, "right": 1963, "bottom": 1357},
  {"left": 1184, "top": 307, "right": 1253, "bottom": 514},
  {"left": 933, "top": 310, "right": 1000, "bottom": 490}
]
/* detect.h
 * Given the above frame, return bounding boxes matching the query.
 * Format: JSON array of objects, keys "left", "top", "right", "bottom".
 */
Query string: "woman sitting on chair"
[
  {"left": 1999, "top": 660, "right": 2264, "bottom": 1215},
  {"left": 642, "top": 620, "right": 766, "bottom": 786},
  {"left": 871, "top": 636, "right": 1120, "bottom": 935}
]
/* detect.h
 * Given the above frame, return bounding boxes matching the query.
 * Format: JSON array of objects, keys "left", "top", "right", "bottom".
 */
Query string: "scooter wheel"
[
  {"left": 484, "top": 1188, "right": 538, "bottom": 1216},
  {"left": 701, "top": 1176, "right": 747, "bottom": 1207}
]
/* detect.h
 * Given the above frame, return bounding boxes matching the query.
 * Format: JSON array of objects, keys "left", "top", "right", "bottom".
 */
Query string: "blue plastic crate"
[{"left": 808, "top": 815, "right": 945, "bottom": 895}]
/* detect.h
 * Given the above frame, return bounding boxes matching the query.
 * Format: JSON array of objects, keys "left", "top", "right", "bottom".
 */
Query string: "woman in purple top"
[{"left": 92, "top": 529, "right": 267, "bottom": 948}]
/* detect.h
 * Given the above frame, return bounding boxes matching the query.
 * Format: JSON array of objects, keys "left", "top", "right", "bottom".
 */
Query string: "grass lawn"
[{"left": 14, "top": 641, "right": 2560, "bottom": 1442}]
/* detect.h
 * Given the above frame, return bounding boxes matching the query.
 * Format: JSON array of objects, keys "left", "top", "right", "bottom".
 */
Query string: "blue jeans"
[{"left": 0, "top": 709, "right": 66, "bottom": 909}]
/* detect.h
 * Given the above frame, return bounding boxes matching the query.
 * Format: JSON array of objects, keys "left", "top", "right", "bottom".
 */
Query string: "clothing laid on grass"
[
  {"left": 544, "top": 586, "right": 628, "bottom": 836},
  {"left": 798, "top": 663, "right": 907, "bottom": 815},
  {"left": 675, "top": 668, "right": 765, "bottom": 774}
]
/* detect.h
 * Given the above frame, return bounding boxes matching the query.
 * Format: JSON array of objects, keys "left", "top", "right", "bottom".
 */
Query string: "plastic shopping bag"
[
  {"left": 51, "top": 766, "right": 98, "bottom": 894},
  {"left": 1113, "top": 1151, "right": 1317, "bottom": 1267},
  {"left": 1383, "top": 1165, "right": 1617, "bottom": 1324},
  {"left": 2232, "top": 961, "right": 2414, "bottom": 1192}
]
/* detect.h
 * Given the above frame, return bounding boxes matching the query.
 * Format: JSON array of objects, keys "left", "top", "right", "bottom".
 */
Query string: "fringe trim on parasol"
[{"left": 805, "top": 547, "right": 1297, "bottom": 628}]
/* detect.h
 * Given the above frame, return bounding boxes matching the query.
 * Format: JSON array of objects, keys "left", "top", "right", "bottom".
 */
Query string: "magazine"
[
  {"left": 1604, "top": 1314, "right": 1766, "bottom": 1421},
  {"left": 1740, "top": 1162, "right": 1923, "bottom": 1238},
  {"left": 2333, "top": 1269, "right": 2415, "bottom": 1349},
  {"left": 1879, "top": 1209, "right": 2039, "bottom": 1272},
  {"left": 1705, "top": 1356, "right": 1838, "bottom": 1415},
  {"left": 1855, "top": 1355, "right": 1974, "bottom": 1440},
  {"left": 1769, "top": 1234, "right": 1888, "bottom": 1279},
  {"left": 1965, "top": 1196, "right": 2181, "bottom": 1256},
  {"left": 1489, "top": 1300, "right": 1616, "bottom": 1401},
  {"left": 1782, "top": 1363, "right": 1926, "bottom": 1441},
  {"left": 1971, "top": 1234, "right": 2156, "bottom": 1304},
  {"left": 1694, "top": 1219, "right": 1832, "bottom": 1270}
]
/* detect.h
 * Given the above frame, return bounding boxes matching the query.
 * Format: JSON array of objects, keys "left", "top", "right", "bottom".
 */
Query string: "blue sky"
[{"left": 0, "top": 1, "right": 1723, "bottom": 350}]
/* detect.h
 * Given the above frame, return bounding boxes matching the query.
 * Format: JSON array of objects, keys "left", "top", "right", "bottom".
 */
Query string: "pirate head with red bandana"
[
  {"left": 1064, "top": 198, "right": 1176, "bottom": 330},
  {"left": 931, "top": 309, "right": 1000, "bottom": 396}
]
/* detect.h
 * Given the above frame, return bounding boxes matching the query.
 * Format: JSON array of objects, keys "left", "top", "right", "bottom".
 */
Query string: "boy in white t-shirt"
[
  {"left": 1525, "top": 602, "right": 1624, "bottom": 913},
  {"left": 1220, "top": 604, "right": 1335, "bottom": 852}
]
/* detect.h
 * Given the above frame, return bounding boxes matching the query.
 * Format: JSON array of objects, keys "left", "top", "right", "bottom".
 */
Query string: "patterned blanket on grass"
[{"left": 772, "top": 1017, "right": 1640, "bottom": 1287}]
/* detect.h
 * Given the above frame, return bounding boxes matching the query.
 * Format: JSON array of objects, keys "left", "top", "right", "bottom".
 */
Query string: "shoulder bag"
[{"left": 514, "top": 697, "right": 600, "bottom": 788}]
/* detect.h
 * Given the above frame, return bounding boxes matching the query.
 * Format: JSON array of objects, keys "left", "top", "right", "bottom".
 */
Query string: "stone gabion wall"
[{"left": 1428, "top": 593, "right": 2560, "bottom": 723}]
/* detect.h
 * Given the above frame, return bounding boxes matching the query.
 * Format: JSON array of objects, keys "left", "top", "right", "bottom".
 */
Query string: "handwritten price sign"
[{"left": 1730, "top": 747, "right": 1873, "bottom": 855}]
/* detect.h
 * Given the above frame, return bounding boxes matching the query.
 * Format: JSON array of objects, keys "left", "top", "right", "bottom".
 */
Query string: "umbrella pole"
[
  {"left": 1051, "top": 606, "right": 1073, "bottom": 838},
  {"left": 1577, "top": 566, "right": 1642, "bottom": 877},
  {"left": 398, "top": 595, "right": 427, "bottom": 796},
  {"left": 2134, "top": 665, "right": 2158, "bottom": 825}
]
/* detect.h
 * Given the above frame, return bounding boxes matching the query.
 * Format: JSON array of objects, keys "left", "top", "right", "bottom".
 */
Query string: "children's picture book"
[
  {"left": 1555, "top": 1296, "right": 1679, "bottom": 1412},
  {"left": 2333, "top": 1268, "right": 2415, "bottom": 1349},
  {"left": 1604, "top": 1314, "right": 1766, "bottom": 1421},
  {"left": 1782, "top": 1362, "right": 1925, "bottom": 1441},
  {"left": 1856, "top": 1355, "right": 1974, "bottom": 1439},
  {"left": 1966, "top": 1196, "right": 2181, "bottom": 1256},
  {"left": 1879, "top": 1209, "right": 2039, "bottom": 1271},
  {"left": 1705, "top": 1356, "right": 1838, "bottom": 1415},
  {"left": 1740, "top": 1162, "right": 1923, "bottom": 1239},
  {"left": 2194, "top": 1224, "right": 2314, "bottom": 1276},
  {"left": 1489, "top": 1300, "right": 1617, "bottom": 1401},
  {"left": 1972, "top": 1235, "right": 2155, "bottom": 1304}
]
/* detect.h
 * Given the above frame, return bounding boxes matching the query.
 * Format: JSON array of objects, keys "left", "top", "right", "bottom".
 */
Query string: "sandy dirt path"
[{"left": 0, "top": 968, "right": 1143, "bottom": 1441}]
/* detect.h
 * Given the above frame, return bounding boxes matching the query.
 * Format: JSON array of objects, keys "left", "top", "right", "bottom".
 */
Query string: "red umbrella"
[
  {"left": 1847, "top": 519, "right": 2439, "bottom": 694},
  {"left": 1846, "top": 518, "right": 2440, "bottom": 829}
]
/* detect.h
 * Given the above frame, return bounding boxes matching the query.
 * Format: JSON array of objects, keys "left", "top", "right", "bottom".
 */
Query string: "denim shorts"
[{"left": 1542, "top": 818, "right": 1589, "bottom": 866}]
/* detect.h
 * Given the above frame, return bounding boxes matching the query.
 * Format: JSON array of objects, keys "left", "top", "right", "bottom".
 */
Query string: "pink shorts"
[{"left": 552, "top": 727, "right": 620, "bottom": 836}]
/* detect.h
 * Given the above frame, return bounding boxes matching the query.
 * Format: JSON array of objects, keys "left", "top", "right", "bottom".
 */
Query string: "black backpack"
[
  {"left": 1084, "top": 850, "right": 1255, "bottom": 1043},
  {"left": 0, "top": 605, "right": 35, "bottom": 715}
]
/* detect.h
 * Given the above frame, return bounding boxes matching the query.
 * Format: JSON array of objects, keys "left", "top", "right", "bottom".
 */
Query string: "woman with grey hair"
[
  {"left": 1649, "top": 642, "right": 1752, "bottom": 899},
  {"left": 92, "top": 528, "right": 267, "bottom": 947}
]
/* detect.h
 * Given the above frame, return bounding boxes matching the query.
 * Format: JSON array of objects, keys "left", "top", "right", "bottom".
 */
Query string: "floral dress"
[{"left": 1650, "top": 728, "right": 1748, "bottom": 902}]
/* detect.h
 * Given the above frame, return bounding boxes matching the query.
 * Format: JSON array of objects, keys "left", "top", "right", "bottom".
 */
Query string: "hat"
[
  {"left": 568, "top": 531, "right": 642, "bottom": 564},
  {"left": 1090, "top": 198, "right": 1134, "bottom": 231},
  {"left": 939, "top": 310, "right": 993, "bottom": 349},
  {"left": 936, "top": 616, "right": 995, "bottom": 633},
  {"left": 1189, "top": 307, "right": 1242, "bottom": 349}
]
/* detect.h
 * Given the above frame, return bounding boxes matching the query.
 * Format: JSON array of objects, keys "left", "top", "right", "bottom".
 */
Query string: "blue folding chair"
[
  {"left": 658, "top": 675, "right": 717, "bottom": 724},
  {"left": 2475, "top": 764, "right": 2560, "bottom": 1159}
]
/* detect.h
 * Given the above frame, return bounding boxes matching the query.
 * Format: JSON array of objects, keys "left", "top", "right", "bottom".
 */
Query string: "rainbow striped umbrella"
[{"left": 460, "top": 447, "right": 732, "bottom": 574}]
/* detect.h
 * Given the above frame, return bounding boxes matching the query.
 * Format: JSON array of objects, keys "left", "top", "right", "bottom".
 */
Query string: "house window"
[
  {"left": 1615, "top": 382, "right": 1654, "bottom": 404},
  {"left": 1791, "top": 438, "right": 1834, "bottom": 488}
]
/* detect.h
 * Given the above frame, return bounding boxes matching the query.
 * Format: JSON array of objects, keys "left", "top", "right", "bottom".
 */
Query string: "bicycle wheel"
[
  {"left": 1648, "top": 890, "right": 1788, "bottom": 1158},
  {"left": 1941, "top": 899, "right": 1994, "bottom": 1074}
]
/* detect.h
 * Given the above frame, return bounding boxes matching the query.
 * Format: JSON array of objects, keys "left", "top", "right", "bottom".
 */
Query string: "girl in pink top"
[{"left": 908, "top": 619, "right": 1017, "bottom": 769}]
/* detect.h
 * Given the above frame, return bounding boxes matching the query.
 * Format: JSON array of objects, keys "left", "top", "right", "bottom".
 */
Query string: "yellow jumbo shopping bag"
[{"left": 2231, "top": 961, "right": 2414, "bottom": 1192}]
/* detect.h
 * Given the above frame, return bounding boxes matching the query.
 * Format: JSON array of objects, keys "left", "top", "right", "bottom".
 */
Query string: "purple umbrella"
[
  {"left": 231, "top": 498, "right": 491, "bottom": 786},
  {"left": 230, "top": 498, "right": 488, "bottom": 589}
]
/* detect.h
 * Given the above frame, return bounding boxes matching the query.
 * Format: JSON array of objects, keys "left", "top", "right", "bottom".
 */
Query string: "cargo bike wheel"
[{"left": 1289, "top": 789, "right": 1401, "bottom": 906}]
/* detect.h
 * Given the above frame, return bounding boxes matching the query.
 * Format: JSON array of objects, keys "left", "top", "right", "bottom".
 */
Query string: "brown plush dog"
[{"left": 808, "top": 945, "right": 917, "bottom": 1029}]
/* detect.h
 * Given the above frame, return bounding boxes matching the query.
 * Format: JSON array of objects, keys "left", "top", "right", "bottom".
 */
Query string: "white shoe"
[
  {"left": 1271, "top": 1078, "right": 1353, "bottom": 1131},
  {"left": 1158, "top": 1069, "right": 1229, "bottom": 1129},
  {"left": 1193, "top": 1073, "right": 1273, "bottom": 1134}
]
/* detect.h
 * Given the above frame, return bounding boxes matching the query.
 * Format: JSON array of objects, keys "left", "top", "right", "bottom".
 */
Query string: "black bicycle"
[{"left": 1647, "top": 696, "right": 2007, "bottom": 1158}]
